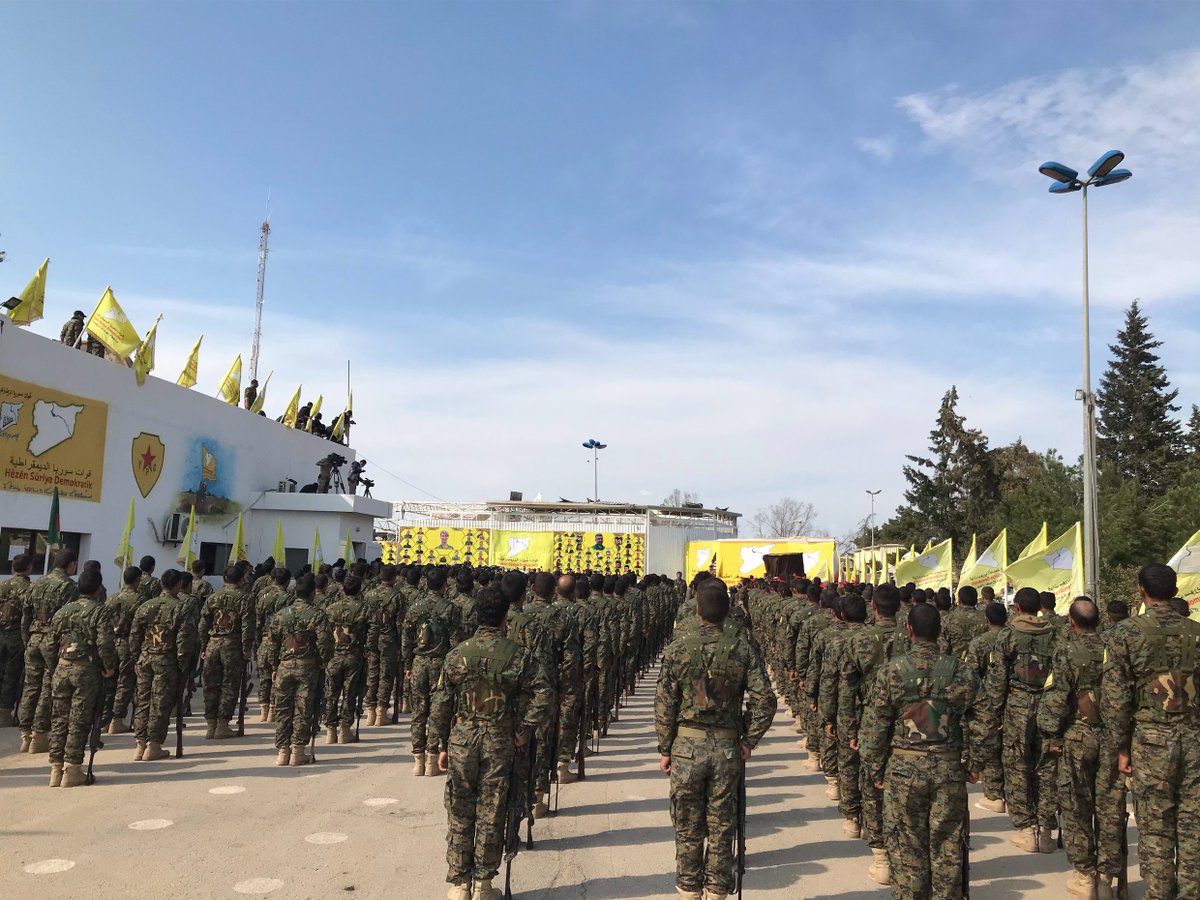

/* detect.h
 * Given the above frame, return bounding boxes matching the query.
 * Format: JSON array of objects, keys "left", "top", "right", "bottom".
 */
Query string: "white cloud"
[{"left": 856, "top": 137, "right": 896, "bottom": 163}]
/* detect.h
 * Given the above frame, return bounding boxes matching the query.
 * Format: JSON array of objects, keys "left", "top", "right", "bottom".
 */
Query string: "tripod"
[{"left": 330, "top": 468, "right": 347, "bottom": 493}]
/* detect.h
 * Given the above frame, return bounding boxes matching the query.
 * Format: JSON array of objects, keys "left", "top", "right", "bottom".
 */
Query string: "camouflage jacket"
[
  {"left": 191, "top": 579, "right": 214, "bottom": 606},
  {"left": 555, "top": 596, "right": 598, "bottom": 675},
  {"left": 819, "top": 622, "right": 861, "bottom": 728},
  {"left": 364, "top": 582, "right": 406, "bottom": 651},
  {"left": 138, "top": 574, "right": 162, "bottom": 602},
  {"left": 199, "top": 584, "right": 254, "bottom": 656},
  {"left": 975, "top": 613, "right": 1059, "bottom": 739},
  {"left": 1038, "top": 630, "right": 1105, "bottom": 738},
  {"left": 837, "top": 616, "right": 898, "bottom": 743},
  {"left": 266, "top": 599, "right": 334, "bottom": 667},
  {"left": 401, "top": 589, "right": 462, "bottom": 666},
  {"left": 106, "top": 586, "right": 143, "bottom": 639},
  {"left": 0, "top": 574, "right": 30, "bottom": 632},
  {"left": 859, "top": 640, "right": 979, "bottom": 785},
  {"left": 23, "top": 568, "right": 79, "bottom": 640},
  {"left": 429, "top": 625, "right": 554, "bottom": 745},
  {"left": 805, "top": 619, "right": 844, "bottom": 700},
  {"left": 793, "top": 608, "right": 832, "bottom": 682},
  {"left": 654, "top": 622, "right": 777, "bottom": 755},
  {"left": 130, "top": 592, "right": 198, "bottom": 664},
  {"left": 49, "top": 596, "right": 118, "bottom": 672},
  {"left": 326, "top": 595, "right": 369, "bottom": 653},
  {"left": 526, "top": 597, "right": 582, "bottom": 688},
  {"left": 939, "top": 605, "right": 987, "bottom": 660},
  {"left": 963, "top": 627, "right": 1004, "bottom": 683}
]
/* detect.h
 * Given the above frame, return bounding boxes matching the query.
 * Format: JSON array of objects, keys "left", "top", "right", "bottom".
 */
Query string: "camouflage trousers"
[
  {"left": 19, "top": 633, "right": 52, "bottom": 733},
  {"left": 49, "top": 661, "right": 101, "bottom": 765},
  {"left": 836, "top": 737, "right": 861, "bottom": 820},
  {"left": 444, "top": 722, "right": 517, "bottom": 885},
  {"left": 804, "top": 700, "right": 824, "bottom": 760},
  {"left": 0, "top": 628, "right": 22, "bottom": 709},
  {"left": 1056, "top": 725, "right": 1122, "bottom": 878},
  {"left": 410, "top": 655, "right": 444, "bottom": 755},
  {"left": 133, "top": 654, "right": 180, "bottom": 745},
  {"left": 202, "top": 638, "right": 244, "bottom": 723},
  {"left": 597, "top": 665, "right": 614, "bottom": 733},
  {"left": 1130, "top": 721, "right": 1200, "bottom": 900},
  {"left": 1001, "top": 694, "right": 1057, "bottom": 832},
  {"left": 860, "top": 760, "right": 886, "bottom": 850},
  {"left": 273, "top": 659, "right": 320, "bottom": 750},
  {"left": 365, "top": 643, "right": 399, "bottom": 711},
  {"left": 668, "top": 732, "right": 740, "bottom": 896},
  {"left": 111, "top": 637, "right": 136, "bottom": 720},
  {"left": 256, "top": 643, "right": 273, "bottom": 711},
  {"left": 883, "top": 749, "right": 968, "bottom": 899},
  {"left": 323, "top": 650, "right": 363, "bottom": 727},
  {"left": 555, "top": 686, "right": 581, "bottom": 765}
]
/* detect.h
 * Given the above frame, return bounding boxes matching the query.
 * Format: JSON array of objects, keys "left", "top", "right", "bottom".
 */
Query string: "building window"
[
  {"left": 0, "top": 528, "right": 84, "bottom": 575},
  {"left": 199, "top": 542, "right": 233, "bottom": 576}
]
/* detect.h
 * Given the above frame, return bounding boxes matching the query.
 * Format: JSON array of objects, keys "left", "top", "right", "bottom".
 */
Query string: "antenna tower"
[{"left": 250, "top": 218, "right": 270, "bottom": 382}]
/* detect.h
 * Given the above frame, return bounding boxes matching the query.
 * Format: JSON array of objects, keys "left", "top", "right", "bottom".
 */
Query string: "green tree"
[
  {"left": 1184, "top": 404, "right": 1200, "bottom": 460},
  {"left": 989, "top": 443, "right": 1082, "bottom": 550},
  {"left": 1096, "top": 300, "right": 1183, "bottom": 493}
]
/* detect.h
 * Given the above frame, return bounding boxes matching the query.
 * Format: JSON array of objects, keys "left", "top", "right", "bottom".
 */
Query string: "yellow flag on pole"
[
  {"left": 231, "top": 512, "right": 248, "bottom": 563},
  {"left": 250, "top": 370, "right": 272, "bottom": 414},
  {"left": 7, "top": 258, "right": 48, "bottom": 326},
  {"left": 218, "top": 355, "right": 242, "bottom": 405},
  {"left": 306, "top": 395, "right": 323, "bottom": 433},
  {"left": 177, "top": 335, "right": 202, "bottom": 388},
  {"left": 959, "top": 529, "right": 1008, "bottom": 595},
  {"left": 1005, "top": 523, "right": 1083, "bottom": 613},
  {"left": 311, "top": 527, "right": 324, "bottom": 569},
  {"left": 921, "top": 539, "right": 934, "bottom": 554},
  {"left": 283, "top": 385, "right": 302, "bottom": 427},
  {"left": 343, "top": 532, "right": 355, "bottom": 564},
  {"left": 176, "top": 505, "right": 197, "bottom": 567},
  {"left": 133, "top": 315, "right": 162, "bottom": 386},
  {"left": 114, "top": 497, "right": 135, "bottom": 568},
  {"left": 1017, "top": 522, "right": 1048, "bottom": 561},
  {"left": 1168, "top": 528, "right": 1200, "bottom": 621},
  {"left": 272, "top": 519, "right": 286, "bottom": 562},
  {"left": 895, "top": 538, "right": 953, "bottom": 591},
  {"left": 85, "top": 287, "right": 142, "bottom": 358}
]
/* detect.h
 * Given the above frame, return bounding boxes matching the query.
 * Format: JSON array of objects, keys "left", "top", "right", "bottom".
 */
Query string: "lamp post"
[
  {"left": 1039, "top": 151, "right": 1132, "bottom": 599},
  {"left": 865, "top": 489, "right": 881, "bottom": 550},
  {"left": 582, "top": 439, "right": 607, "bottom": 502}
]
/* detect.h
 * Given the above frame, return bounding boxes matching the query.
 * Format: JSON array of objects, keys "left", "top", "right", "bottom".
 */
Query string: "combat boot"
[
  {"left": 1066, "top": 870, "right": 1097, "bottom": 899},
  {"left": 802, "top": 753, "right": 820, "bottom": 772},
  {"left": 842, "top": 816, "right": 860, "bottom": 838},
  {"left": 339, "top": 724, "right": 354, "bottom": 744},
  {"left": 1012, "top": 826, "right": 1040, "bottom": 853},
  {"left": 0, "top": 706, "right": 13, "bottom": 727},
  {"left": 1095, "top": 876, "right": 1115, "bottom": 900},
  {"left": 275, "top": 747, "right": 291, "bottom": 766},
  {"left": 675, "top": 889, "right": 701, "bottom": 900},
  {"left": 426, "top": 752, "right": 442, "bottom": 776},
  {"left": 325, "top": 726, "right": 339, "bottom": 745},
  {"left": 532, "top": 792, "right": 548, "bottom": 820},
  {"left": 473, "top": 879, "right": 501, "bottom": 900},
  {"left": 107, "top": 716, "right": 129, "bottom": 735},
  {"left": 795, "top": 736, "right": 807, "bottom": 751},
  {"left": 412, "top": 754, "right": 425, "bottom": 776},
  {"left": 375, "top": 705, "right": 390, "bottom": 726},
  {"left": 365, "top": 707, "right": 377, "bottom": 727},
  {"left": 1038, "top": 827, "right": 1057, "bottom": 854},
  {"left": 205, "top": 720, "right": 217, "bottom": 740},
  {"left": 29, "top": 731, "right": 49, "bottom": 753},
  {"left": 445, "top": 884, "right": 470, "bottom": 900},
  {"left": 61, "top": 763, "right": 85, "bottom": 787},
  {"left": 49, "top": 763, "right": 63, "bottom": 787},
  {"left": 867, "top": 848, "right": 890, "bottom": 884},
  {"left": 289, "top": 745, "right": 312, "bottom": 766},
  {"left": 703, "top": 892, "right": 728, "bottom": 900},
  {"left": 557, "top": 763, "right": 578, "bottom": 785},
  {"left": 824, "top": 777, "right": 840, "bottom": 801},
  {"left": 259, "top": 707, "right": 270, "bottom": 723},
  {"left": 19, "top": 730, "right": 32, "bottom": 753},
  {"left": 134, "top": 740, "right": 147, "bottom": 761},
  {"left": 213, "top": 721, "right": 235, "bottom": 739},
  {"left": 144, "top": 741, "right": 170, "bottom": 761},
  {"left": 977, "top": 796, "right": 1006, "bottom": 813}
]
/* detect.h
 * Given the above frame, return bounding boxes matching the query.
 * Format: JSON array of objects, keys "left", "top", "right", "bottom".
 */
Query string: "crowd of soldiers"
[{"left": 744, "top": 565, "right": 1200, "bottom": 900}]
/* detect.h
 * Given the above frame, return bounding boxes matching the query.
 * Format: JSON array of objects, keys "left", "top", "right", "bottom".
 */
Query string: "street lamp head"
[
  {"left": 1049, "top": 180, "right": 1083, "bottom": 194},
  {"left": 1039, "top": 162, "right": 1079, "bottom": 184},
  {"left": 1088, "top": 150, "right": 1125, "bottom": 179},
  {"left": 1092, "top": 168, "right": 1132, "bottom": 187}
]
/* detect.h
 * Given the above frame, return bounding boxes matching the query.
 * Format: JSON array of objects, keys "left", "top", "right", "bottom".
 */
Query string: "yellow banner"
[
  {"left": 959, "top": 529, "right": 1008, "bottom": 594},
  {"left": 0, "top": 374, "right": 107, "bottom": 502},
  {"left": 391, "top": 526, "right": 490, "bottom": 566},
  {"left": 553, "top": 532, "right": 644, "bottom": 574},
  {"left": 703, "top": 539, "right": 837, "bottom": 583},
  {"left": 894, "top": 538, "right": 954, "bottom": 591},
  {"left": 1005, "top": 523, "right": 1083, "bottom": 613},
  {"left": 490, "top": 531, "right": 554, "bottom": 569},
  {"left": 686, "top": 541, "right": 721, "bottom": 585},
  {"left": 85, "top": 287, "right": 141, "bottom": 358},
  {"left": 1169, "top": 527, "right": 1200, "bottom": 621}
]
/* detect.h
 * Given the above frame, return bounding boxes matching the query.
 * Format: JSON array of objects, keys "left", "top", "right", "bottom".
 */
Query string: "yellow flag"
[
  {"left": 218, "top": 355, "right": 242, "bottom": 405},
  {"left": 306, "top": 395, "right": 323, "bottom": 432},
  {"left": 231, "top": 512, "right": 248, "bottom": 563},
  {"left": 114, "top": 497, "right": 135, "bottom": 568},
  {"left": 272, "top": 519, "right": 286, "bottom": 562},
  {"left": 176, "top": 504, "right": 197, "bottom": 567},
  {"left": 85, "top": 287, "right": 141, "bottom": 358},
  {"left": 905, "top": 544, "right": 916, "bottom": 561},
  {"left": 7, "top": 258, "right": 48, "bottom": 326},
  {"left": 1168, "top": 528, "right": 1200, "bottom": 621},
  {"left": 133, "top": 315, "right": 162, "bottom": 387},
  {"left": 921, "top": 539, "right": 934, "bottom": 554},
  {"left": 1017, "top": 522, "right": 1048, "bottom": 561},
  {"left": 878, "top": 549, "right": 890, "bottom": 586},
  {"left": 1005, "top": 523, "right": 1083, "bottom": 613},
  {"left": 960, "top": 529, "right": 1008, "bottom": 595},
  {"left": 311, "top": 527, "right": 324, "bottom": 569},
  {"left": 283, "top": 385, "right": 302, "bottom": 427},
  {"left": 250, "top": 370, "right": 272, "bottom": 414},
  {"left": 895, "top": 538, "right": 953, "bottom": 591},
  {"left": 343, "top": 532, "right": 355, "bottom": 564},
  {"left": 177, "top": 335, "right": 202, "bottom": 388}
]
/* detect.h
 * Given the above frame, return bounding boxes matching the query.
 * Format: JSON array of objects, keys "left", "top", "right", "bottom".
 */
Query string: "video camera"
[
  {"left": 359, "top": 477, "right": 375, "bottom": 490},
  {"left": 320, "top": 452, "right": 347, "bottom": 470}
]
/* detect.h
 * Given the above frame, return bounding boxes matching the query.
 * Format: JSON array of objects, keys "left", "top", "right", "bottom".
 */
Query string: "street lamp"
[
  {"left": 582, "top": 439, "right": 607, "bottom": 502},
  {"left": 865, "top": 490, "right": 881, "bottom": 582},
  {"left": 1039, "top": 150, "right": 1132, "bottom": 598}
]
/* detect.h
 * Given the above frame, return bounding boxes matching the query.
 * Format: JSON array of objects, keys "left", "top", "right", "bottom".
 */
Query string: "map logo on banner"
[{"left": 491, "top": 531, "right": 554, "bottom": 569}]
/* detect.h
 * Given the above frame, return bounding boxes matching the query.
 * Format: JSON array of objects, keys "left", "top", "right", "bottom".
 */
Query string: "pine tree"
[
  {"left": 1185, "top": 404, "right": 1200, "bottom": 458},
  {"left": 1096, "top": 300, "right": 1182, "bottom": 493}
]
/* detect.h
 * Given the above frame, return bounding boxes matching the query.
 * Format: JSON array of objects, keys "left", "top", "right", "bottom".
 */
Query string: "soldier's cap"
[{"left": 73, "top": 310, "right": 85, "bottom": 318}]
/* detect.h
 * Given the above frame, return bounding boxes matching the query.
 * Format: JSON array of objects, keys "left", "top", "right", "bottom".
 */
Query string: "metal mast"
[{"left": 250, "top": 219, "right": 270, "bottom": 382}]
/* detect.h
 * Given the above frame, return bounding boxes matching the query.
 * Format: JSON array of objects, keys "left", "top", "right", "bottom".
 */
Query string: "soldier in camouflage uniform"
[
  {"left": 20, "top": 549, "right": 79, "bottom": 753},
  {"left": 655, "top": 578, "right": 776, "bottom": 900},
  {"left": 46, "top": 567, "right": 117, "bottom": 787},
  {"left": 60, "top": 310, "right": 85, "bottom": 345},
  {"left": 430, "top": 586, "right": 553, "bottom": 900},
  {"left": 1101, "top": 563, "right": 1200, "bottom": 900},
  {"left": 1037, "top": 597, "right": 1119, "bottom": 899},
  {"left": 795, "top": 591, "right": 835, "bottom": 773},
  {"left": 526, "top": 571, "right": 580, "bottom": 813},
  {"left": 198, "top": 566, "right": 254, "bottom": 740},
  {"left": 323, "top": 574, "right": 369, "bottom": 744},
  {"left": 818, "top": 592, "right": 865, "bottom": 839},
  {"left": 448, "top": 570, "right": 477, "bottom": 646},
  {"left": 255, "top": 568, "right": 292, "bottom": 722},
  {"left": 0, "top": 553, "right": 32, "bottom": 727},
  {"left": 939, "top": 585, "right": 986, "bottom": 660},
  {"left": 860, "top": 604, "right": 980, "bottom": 900},
  {"left": 402, "top": 567, "right": 462, "bottom": 776},
  {"left": 190, "top": 560, "right": 214, "bottom": 607},
  {"left": 807, "top": 594, "right": 845, "bottom": 800},
  {"left": 265, "top": 573, "right": 333, "bottom": 766},
  {"left": 105, "top": 566, "right": 144, "bottom": 733},
  {"left": 976, "top": 586, "right": 1060, "bottom": 853},
  {"left": 129, "top": 569, "right": 197, "bottom": 761},
  {"left": 137, "top": 555, "right": 162, "bottom": 602},
  {"left": 551, "top": 574, "right": 586, "bottom": 783},
  {"left": 965, "top": 601, "right": 1008, "bottom": 813},
  {"left": 363, "top": 564, "right": 405, "bottom": 726}
]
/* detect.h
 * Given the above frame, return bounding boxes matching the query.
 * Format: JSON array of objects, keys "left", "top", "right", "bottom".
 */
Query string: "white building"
[{"left": 0, "top": 319, "right": 389, "bottom": 587}]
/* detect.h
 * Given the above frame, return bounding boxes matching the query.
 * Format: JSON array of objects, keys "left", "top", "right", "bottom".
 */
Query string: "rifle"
[
  {"left": 575, "top": 685, "right": 589, "bottom": 781},
  {"left": 175, "top": 667, "right": 185, "bottom": 758},
  {"left": 525, "top": 735, "right": 537, "bottom": 849},
  {"left": 84, "top": 685, "right": 105, "bottom": 785},
  {"left": 962, "top": 799, "right": 971, "bottom": 898},
  {"left": 1117, "top": 790, "right": 1130, "bottom": 900},
  {"left": 236, "top": 653, "right": 250, "bottom": 736},
  {"left": 735, "top": 757, "right": 747, "bottom": 899},
  {"left": 548, "top": 703, "right": 560, "bottom": 815},
  {"left": 502, "top": 739, "right": 529, "bottom": 900},
  {"left": 353, "top": 657, "right": 368, "bottom": 741},
  {"left": 309, "top": 667, "right": 325, "bottom": 763}
]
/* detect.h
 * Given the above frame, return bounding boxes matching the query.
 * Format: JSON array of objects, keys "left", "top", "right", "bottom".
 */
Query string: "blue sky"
[{"left": 4, "top": 1, "right": 1200, "bottom": 537}]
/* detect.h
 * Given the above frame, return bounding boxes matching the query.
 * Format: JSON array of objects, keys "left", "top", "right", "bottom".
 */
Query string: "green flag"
[{"left": 47, "top": 486, "right": 61, "bottom": 546}]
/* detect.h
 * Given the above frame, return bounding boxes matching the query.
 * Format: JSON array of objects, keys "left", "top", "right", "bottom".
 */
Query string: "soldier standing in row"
[
  {"left": 431, "top": 587, "right": 553, "bottom": 900},
  {"left": 323, "top": 575, "right": 368, "bottom": 744},
  {"left": 105, "top": 566, "right": 144, "bottom": 734},
  {"left": 656, "top": 578, "right": 776, "bottom": 900},
  {"left": 138, "top": 556, "right": 162, "bottom": 601},
  {"left": 265, "top": 573, "right": 333, "bottom": 766},
  {"left": 939, "top": 585, "right": 986, "bottom": 659},
  {"left": 0, "top": 553, "right": 32, "bottom": 727},
  {"left": 403, "top": 568, "right": 461, "bottom": 776},
  {"left": 20, "top": 549, "right": 79, "bottom": 753},
  {"left": 363, "top": 564, "right": 405, "bottom": 726},
  {"left": 965, "top": 601, "right": 1009, "bottom": 814},
  {"left": 199, "top": 566, "right": 253, "bottom": 740},
  {"left": 129, "top": 568, "right": 197, "bottom": 761},
  {"left": 46, "top": 567, "right": 117, "bottom": 787}
]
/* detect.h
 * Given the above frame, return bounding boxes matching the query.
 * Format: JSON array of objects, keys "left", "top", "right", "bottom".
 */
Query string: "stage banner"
[
  {"left": 709, "top": 539, "right": 837, "bottom": 583},
  {"left": 685, "top": 541, "right": 721, "bottom": 585},
  {"left": 491, "top": 531, "right": 555, "bottom": 569},
  {"left": 553, "top": 531, "right": 644, "bottom": 574},
  {"left": 389, "top": 526, "right": 491, "bottom": 566}
]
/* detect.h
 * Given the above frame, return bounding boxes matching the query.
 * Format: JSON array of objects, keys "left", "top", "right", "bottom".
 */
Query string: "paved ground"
[{"left": 2, "top": 669, "right": 1144, "bottom": 899}]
